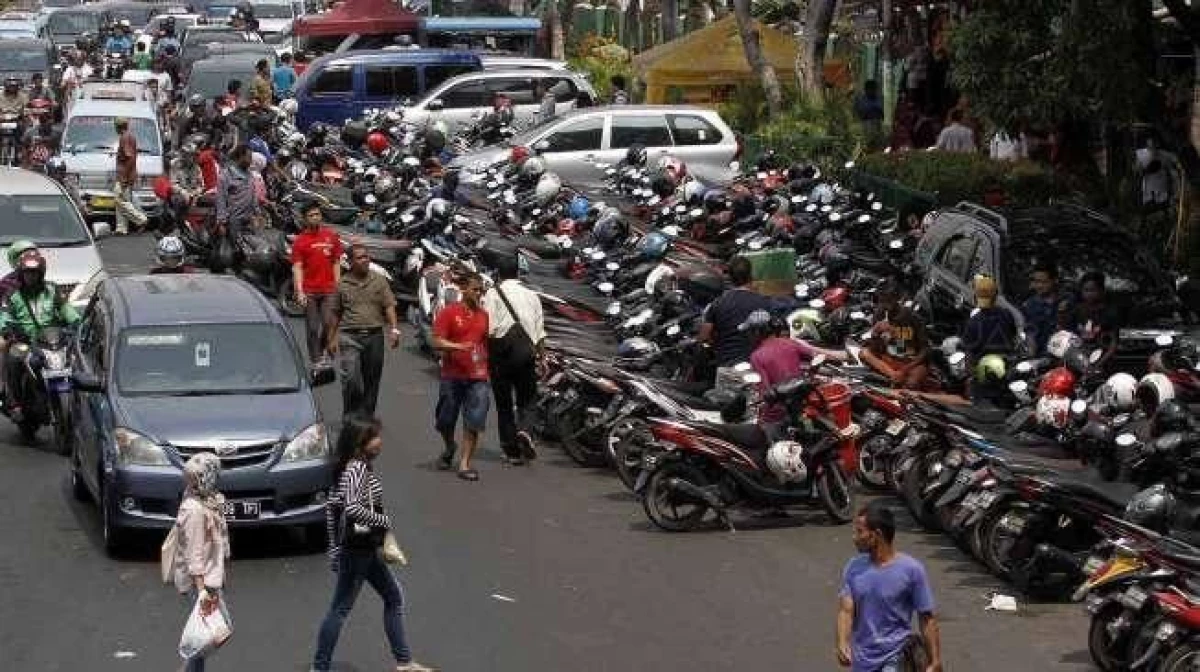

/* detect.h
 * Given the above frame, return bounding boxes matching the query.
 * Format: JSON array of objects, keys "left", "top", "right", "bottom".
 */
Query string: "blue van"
[{"left": 295, "top": 49, "right": 483, "bottom": 129}]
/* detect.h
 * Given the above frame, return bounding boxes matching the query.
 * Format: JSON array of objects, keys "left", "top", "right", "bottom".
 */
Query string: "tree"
[
  {"left": 732, "top": 0, "right": 783, "bottom": 118},
  {"left": 663, "top": 0, "right": 678, "bottom": 41},
  {"left": 797, "top": 0, "right": 837, "bottom": 99}
]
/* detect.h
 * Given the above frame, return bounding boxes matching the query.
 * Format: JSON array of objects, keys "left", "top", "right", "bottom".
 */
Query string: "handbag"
[
  {"left": 334, "top": 471, "right": 385, "bottom": 550},
  {"left": 489, "top": 284, "right": 536, "bottom": 368},
  {"left": 382, "top": 532, "right": 407, "bottom": 566},
  {"left": 160, "top": 524, "right": 179, "bottom": 584}
]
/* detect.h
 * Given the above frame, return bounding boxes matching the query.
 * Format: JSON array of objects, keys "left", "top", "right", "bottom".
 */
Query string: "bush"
[
  {"left": 568, "top": 33, "right": 633, "bottom": 103},
  {"left": 854, "top": 151, "right": 1069, "bottom": 207},
  {"left": 730, "top": 88, "right": 865, "bottom": 174}
]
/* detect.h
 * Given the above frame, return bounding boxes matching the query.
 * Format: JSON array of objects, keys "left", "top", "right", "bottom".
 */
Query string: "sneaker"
[
  {"left": 516, "top": 431, "right": 537, "bottom": 460},
  {"left": 396, "top": 662, "right": 436, "bottom": 672}
]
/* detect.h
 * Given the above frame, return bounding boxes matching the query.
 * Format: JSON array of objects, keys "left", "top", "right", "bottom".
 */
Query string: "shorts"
[{"left": 434, "top": 379, "right": 490, "bottom": 433}]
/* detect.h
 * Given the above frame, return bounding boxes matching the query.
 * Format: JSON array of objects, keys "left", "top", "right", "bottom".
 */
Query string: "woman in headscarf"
[
  {"left": 173, "top": 452, "right": 231, "bottom": 672},
  {"left": 249, "top": 151, "right": 268, "bottom": 205}
]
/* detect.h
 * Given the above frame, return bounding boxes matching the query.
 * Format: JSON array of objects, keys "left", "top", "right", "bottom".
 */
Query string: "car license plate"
[
  {"left": 44, "top": 368, "right": 69, "bottom": 379},
  {"left": 222, "top": 500, "right": 260, "bottom": 520},
  {"left": 91, "top": 196, "right": 115, "bottom": 209},
  {"left": 885, "top": 418, "right": 907, "bottom": 436}
]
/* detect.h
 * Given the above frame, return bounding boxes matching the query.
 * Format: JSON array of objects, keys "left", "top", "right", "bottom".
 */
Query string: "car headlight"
[
  {"left": 115, "top": 427, "right": 170, "bottom": 466},
  {"left": 69, "top": 269, "right": 107, "bottom": 306},
  {"left": 282, "top": 423, "right": 328, "bottom": 463}
]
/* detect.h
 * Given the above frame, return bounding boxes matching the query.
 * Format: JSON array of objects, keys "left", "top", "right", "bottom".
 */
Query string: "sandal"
[{"left": 456, "top": 468, "right": 479, "bottom": 481}]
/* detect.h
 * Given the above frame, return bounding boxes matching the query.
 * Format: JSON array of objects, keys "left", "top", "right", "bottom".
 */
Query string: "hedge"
[{"left": 854, "top": 151, "right": 1070, "bottom": 208}]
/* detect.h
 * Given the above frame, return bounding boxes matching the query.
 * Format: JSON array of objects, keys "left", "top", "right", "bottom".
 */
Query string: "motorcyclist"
[
  {"left": 0, "top": 251, "right": 81, "bottom": 422},
  {"left": 154, "top": 26, "right": 181, "bottom": 59},
  {"left": 20, "top": 97, "right": 53, "bottom": 168},
  {"left": 104, "top": 21, "right": 134, "bottom": 56},
  {"left": 149, "top": 235, "right": 197, "bottom": 274},
  {"left": 0, "top": 78, "right": 28, "bottom": 115},
  {"left": 174, "top": 94, "right": 211, "bottom": 148},
  {"left": 60, "top": 53, "right": 93, "bottom": 108},
  {"left": 26, "top": 74, "right": 53, "bottom": 106},
  {"left": 0, "top": 240, "right": 38, "bottom": 305}
]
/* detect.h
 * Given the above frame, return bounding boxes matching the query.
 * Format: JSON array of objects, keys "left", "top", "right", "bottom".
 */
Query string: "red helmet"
[
  {"left": 510, "top": 145, "right": 530, "bottom": 165},
  {"left": 152, "top": 175, "right": 173, "bottom": 201},
  {"left": 26, "top": 98, "right": 51, "bottom": 114},
  {"left": 1038, "top": 367, "right": 1077, "bottom": 398},
  {"left": 821, "top": 286, "right": 849, "bottom": 310},
  {"left": 556, "top": 218, "right": 576, "bottom": 236},
  {"left": 366, "top": 132, "right": 390, "bottom": 155}
]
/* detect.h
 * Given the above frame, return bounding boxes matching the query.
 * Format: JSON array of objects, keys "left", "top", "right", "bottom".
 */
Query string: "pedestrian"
[
  {"left": 172, "top": 453, "right": 232, "bottom": 672},
  {"left": 331, "top": 243, "right": 401, "bottom": 416},
  {"left": 1020, "top": 261, "right": 1069, "bottom": 357},
  {"left": 610, "top": 74, "right": 629, "bottom": 105},
  {"left": 292, "top": 51, "right": 309, "bottom": 77},
  {"left": 698, "top": 255, "right": 773, "bottom": 375},
  {"left": 311, "top": 415, "right": 434, "bottom": 672},
  {"left": 250, "top": 59, "right": 273, "bottom": 107},
  {"left": 431, "top": 272, "right": 490, "bottom": 481},
  {"left": 214, "top": 144, "right": 256, "bottom": 240},
  {"left": 273, "top": 52, "right": 297, "bottom": 98},
  {"left": 291, "top": 201, "right": 342, "bottom": 367},
  {"left": 836, "top": 502, "right": 943, "bottom": 672},
  {"left": 537, "top": 80, "right": 557, "bottom": 123},
  {"left": 113, "top": 117, "right": 148, "bottom": 235},
  {"left": 934, "top": 108, "right": 976, "bottom": 153},
  {"left": 481, "top": 252, "right": 543, "bottom": 465}
]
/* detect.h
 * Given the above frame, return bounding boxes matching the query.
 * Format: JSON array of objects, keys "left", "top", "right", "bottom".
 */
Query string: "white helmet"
[
  {"left": 279, "top": 98, "right": 298, "bottom": 116},
  {"left": 682, "top": 180, "right": 705, "bottom": 205},
  {"left": 1099, "top": 372, "right": 1138, "bottom": 412},
  {"left": 766, "top": 441, "right": 808, "bottom": 483},
  {"left": 1136, "top": 373, "right": 1176, "bottom": 416},
  {"left": 156, "top": 235, "right": 185, "bottom": 267},
  {"left": 1047, "top": 330, "right": 1082, "bottom": 359},
  {"left": 810, "top": 183, "right": 835, "bottom": 205},
  {"left": 533, "top": 172, "right": 562, "bottom": 206},
  {"left": 1035, "top": 395, "right": 1072, "bottom": 430}
]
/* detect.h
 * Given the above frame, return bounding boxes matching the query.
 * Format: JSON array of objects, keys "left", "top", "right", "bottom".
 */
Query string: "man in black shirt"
[{"left": 699, "top": 256, "right": 773, "bottom": 368}]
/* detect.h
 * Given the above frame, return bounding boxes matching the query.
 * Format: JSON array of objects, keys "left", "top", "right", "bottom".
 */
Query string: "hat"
[
  {"left": 738, "top": 309, "right": 773, "bottom": 332},
  {"left": 973, "top": 274, "right": 998, "bottom": 308}
]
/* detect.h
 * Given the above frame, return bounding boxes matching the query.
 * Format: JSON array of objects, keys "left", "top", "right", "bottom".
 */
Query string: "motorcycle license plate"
[
  {"left": 222, "top": 500, "right": 260, "bottom": 520},
  {"left": 0, "top": 122, "right": 16, "bottom": 130},
  {"left": 43, "top": 368, "right": 69, "bottom": 380},
  {"left": 998, "top": 512, "right": 1026, "bottom": 534},
  {"left": 885, "top": 418, "right": 907, "bottom": 436},
  {"left": 962, "top": 492, "right": 981, "bottom": 508},
  {"left": 975, "top": 491, "right": 998, "bottom": 509}
]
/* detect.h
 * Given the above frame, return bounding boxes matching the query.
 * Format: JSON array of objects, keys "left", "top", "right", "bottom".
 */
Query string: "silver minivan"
[
  {"left": 452, "top": 105, "right": 741, "bottom": 188},
  {"left": 403, "top": 68, "right": 596, "bottom": 136}
]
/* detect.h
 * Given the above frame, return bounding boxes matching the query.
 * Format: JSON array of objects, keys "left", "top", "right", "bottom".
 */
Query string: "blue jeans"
[
  {"left": 312, "top": 548, "right": 411, "bottom": 670},
  {"left": 434, "top": 378, "right": 491, "bottom": 433}
]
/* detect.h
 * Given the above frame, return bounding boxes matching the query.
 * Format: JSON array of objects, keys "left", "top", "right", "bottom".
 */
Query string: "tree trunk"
[
  {"left": 547, "top": 0, "right": 564, "bottom": 59},
  {"left": 732, "top": 0, "right": 783, "bottom": 118},
  {"left": 624, "top": 0, "right": 642, "bottom": 50},
  {"left": 798, "top": 0, "right": 837, "bottom": 99},
  {"left": 662, "top": 0, "right": 678, "bottom": 40},
  {"left": 708, "top": 0, "right": 726, "bottom": 20}
]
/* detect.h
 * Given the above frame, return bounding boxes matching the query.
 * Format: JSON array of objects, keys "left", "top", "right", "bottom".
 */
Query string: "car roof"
[
  {"left": 0, "top": 167, "right": 68, "bottom": 195},
  {"left": 68, "top": 97, "right": 156, "bottom": 119},
  {"left": 554, "top": 104, "right": 724, "bottom": 121},
  {"left": 451, "top": 68, "right": 581, "bottom": 80},
  {"left": 479, "top": 55, "right": 568, "bottom": 69},
  {"left": 313, "top": 48, "right": 481, "bottom": 68},
  {"left": 109, "top": 275, "right": 281, "bottom": 327},
  {"left": 191, "top": 53, "right": 260, "bottom": 69}
]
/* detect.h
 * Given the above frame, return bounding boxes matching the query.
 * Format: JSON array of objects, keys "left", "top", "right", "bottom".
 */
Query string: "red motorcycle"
[{"left": 635, "top": 357, "right": 856, "bottom": 531}]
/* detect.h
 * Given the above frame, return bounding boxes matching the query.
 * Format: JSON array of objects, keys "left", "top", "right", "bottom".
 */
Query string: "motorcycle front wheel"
[
  {"left": 609, "top": 418, "right": 652, "bottom": 492},
  {"left": 50, "top": 391, "right": 70, "bottom": 456},
  {"left": 643, "top": 462, "right": 711, "bottom": 532},
  {"left": 817, "top": 463, "right": 855, "bottom": 523},
  {"left": 1159, "top": 639, "right": 1200, "bottom": 672},
  {"left": 554, "top": 401, "right": 608, "bottom": 468},
  {"left": 1088, "top": 602, "right": 1135, "bottom": 671}
]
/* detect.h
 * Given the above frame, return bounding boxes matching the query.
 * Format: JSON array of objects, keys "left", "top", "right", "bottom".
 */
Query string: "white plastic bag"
[{"left": 178, "top": 593, "right": 233, "bottom": 660}]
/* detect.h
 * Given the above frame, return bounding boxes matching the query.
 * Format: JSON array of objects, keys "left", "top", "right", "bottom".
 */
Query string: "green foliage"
[
  {"left": 855, "top": 152, "right": 1070, "bottom": 207},
  {"left": 722, "top": 85, "right": 865, "bottom": 172},
  {"left": 568, "top": 33, "right": 634, "bottom": 102},
  {"left": 949, "top": 0, "right": 1154, "bottom": 132}
]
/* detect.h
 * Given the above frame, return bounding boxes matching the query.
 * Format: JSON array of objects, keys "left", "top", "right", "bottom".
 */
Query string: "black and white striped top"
[{"left": 325, "top": 459, "right": 391, "bottom": 565}]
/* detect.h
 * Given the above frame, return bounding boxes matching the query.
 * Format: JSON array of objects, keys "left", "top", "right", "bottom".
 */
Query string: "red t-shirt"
[
  {"left": 433, "top": 302, "right": 489, "bottom": 381},
  {"left": 197, "top": 149, "right": 219, "bottom": 192},
  {"left": 290, "top": 227, "right": 343, "bottom": 295}
]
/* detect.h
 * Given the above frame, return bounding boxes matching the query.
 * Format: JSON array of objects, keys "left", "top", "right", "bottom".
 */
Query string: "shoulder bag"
[{"left": 489, "top": 284, "right": 536, "bottom": 368}]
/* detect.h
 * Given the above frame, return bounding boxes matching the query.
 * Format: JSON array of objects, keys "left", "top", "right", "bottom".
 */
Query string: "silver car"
[
  {"left": 451, "top": 105, "right": 741, "bottom": 189},
  {"left": 403, "top": 68, "right": 596, "bottom": 136}
]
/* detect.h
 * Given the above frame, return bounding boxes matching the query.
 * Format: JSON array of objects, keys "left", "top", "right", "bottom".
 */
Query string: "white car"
[{"left": 403, "top": 68, "right": 595, "bottom": 136}]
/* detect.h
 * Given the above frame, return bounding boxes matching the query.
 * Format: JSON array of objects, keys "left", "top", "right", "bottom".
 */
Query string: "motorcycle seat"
[
  {"left": 1045, "top": 477, "right": 1135, "bottom": 509},
  {"left": 692, "top": 421, "right": 769, "bottom": 454},
  {"left": 651, "top": 381, "right": 723, "bottom": 411}
]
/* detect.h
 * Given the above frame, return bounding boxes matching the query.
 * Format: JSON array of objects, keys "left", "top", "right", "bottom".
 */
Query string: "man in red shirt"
[
  {"left": 197, "top": 144, "right": 219, "bottom": 192},
  {"left": 291, "top": 201, "right": 343, "bottom": 366},
  {"left": 432, "top": 273, "right": 490, "bottom": 481}
]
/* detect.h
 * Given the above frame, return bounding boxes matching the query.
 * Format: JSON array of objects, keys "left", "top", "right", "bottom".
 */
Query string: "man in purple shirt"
[{"left": 837, "top": 503, "right": 943, "bottom": 672}]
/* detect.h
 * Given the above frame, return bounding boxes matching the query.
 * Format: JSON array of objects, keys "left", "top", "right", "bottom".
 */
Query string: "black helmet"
[
  {"left": 756, "top": 149, "right": 782, "bottom": 172},
  {"left": 617, "top": 337, "right": 659, "bottom": 359},
  {"left": 1124, "top": 484, "right": 1176, "bottom": 533},
  {"left": 649, "top": 168, "right": 676, "bottom": 198},
  {"left": 16, "top": 251, "right": 46, "bottom": 287},
  {"left": 424, "top": 127, "right": 446, "bottom": 152},
  {"left": 188, "top": 93, "right": 205, "bottom": 109},
  {"left": 731, "top": 193, "right": 757, "bottom": 219},
  {"left": 703, "top": 189, "right": 728, "bottom": 213},
  {"left": 625, "top": 143, "right": 647, "bottom": 167},
  {"left": 1153, "top": 399, "right": 1192, "bottom": 436},
  {"left": 1063, "top": 346, "right": 1090, "bottom": 377},
  {"left": 676, "top": 264, "right": 725, "bottom": 304},
  {"left": 3, "top": 77, "right": 18, "bottom": 91},
  {"left": 786, "top": 162, "right": 820, "bottom": 181}
]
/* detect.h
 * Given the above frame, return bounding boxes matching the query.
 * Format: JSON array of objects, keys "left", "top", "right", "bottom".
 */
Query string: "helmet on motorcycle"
[
  {"left": 756, "top": 149, "right": 783, "bottom": 173},
  {"left": 1153, "top": 399, "right": 1191, "bottom": 436},
  {"left": 156, "top": 235, "right": 185, "bottom": 268},
  {"left": 636, "top": 231, "right": 671, "bottom": 261},
  {"left": 366, "top": 131, "right": 390, "bottom": 155},
  {"left": 787, "top": 162, "right": 820, "bottom": 182},
  {"left": 426, "top": 198, "right": 453, "bottom": 225},
  {"left": 279, "top": 98, "right": 298, "bottom": 116},
  {"left": 533, "top": 173, "right": 562, "bottom": 206},
  {"left": 703, "top": 189, "right": 728, "bottom": 213},
  {"left": 766, "top": 441, "right": 808, "bottom": 483},
  {"left": 247, "top": 137, "right": 271, "bottom": 163},
  {"left": 286, "top": 131, "right": 306, "bottom": 150},
  {"left": 975, "top": 354, "right": 1007, "bottom": 384},
  {"left": 1035, "top": 394, "right": 1072, "bottom": 430},
  {"left": 509, "top": 145, "right": 531, "bottom": 166},
  {"left": 788, "top": 307, "right": 823, "bottom": 342},
  {"left": 731, "top": 193, "right": 757, "bottom": 219},
  {"left": 6, "top": 239, "right": 36, "bottom": 267},
  {"left": 738, "top": 309, "right": 780, "bottom": 337},
  {"left": 15, "top": 250, "right": 45, "bottom": 287},
  {"left": 617, "top": 337, "right": 659, "bottom": 359},
  {"left": 592, "top": 208, "right": 626, "bottom": 247},
  {"left": 810, "top": 183, "right": 835, "bottom": 205},
  {"left": 1038, "top": 367, "right": 1077, "bottom": 398},
  {"left": 1046, "top": 330, "right": 1082, "bottom": 360},
  {"left": 1063, "top": 346, "right": 1090, "bottom": 377},
  {"left": 1136, "top": 373, "right": 1176, "bottom": 417},
  {"left": 624, "top": 143, "right": 647, "bottom": 168},
  {"left": 657, "top": 155, "right": 687, "bottom": 183},
  {"left": 519, "top": 156, "right": 547, "bottom": 183},
  {"left": 682, "top": 181, "right": 705, "bottom": 207},
  {"left": 676, "top": 264, "right": 724, "bottom": 303},
  {"left": 1125, "top": 484, "right": 1176, "bottom": 534},
  {"left": 374, "top": 175, "right": 397, "bottom": 198},
  {"left": 1099, "top": 372, "right": 1138, "bottom": 412},
  {"left": 566, "top": 195, "right": 590, "bottom": 221}
]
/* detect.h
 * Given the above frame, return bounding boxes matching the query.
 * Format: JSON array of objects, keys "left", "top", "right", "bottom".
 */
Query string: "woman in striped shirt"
[{"left": 311, "top": 415, "right": 434, "bottom": 672}]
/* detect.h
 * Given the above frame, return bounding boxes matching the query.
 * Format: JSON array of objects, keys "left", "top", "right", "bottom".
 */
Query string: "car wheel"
[{"left": 100, "top": 480, "right": 127, "bottom": 556}]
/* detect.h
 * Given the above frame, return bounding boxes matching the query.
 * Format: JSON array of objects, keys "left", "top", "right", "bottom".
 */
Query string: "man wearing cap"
[
  {"left": 742, "top": 309, "right": 846, "bottom": 442},
  {"left": 960, "top": 274, "right": 1017, "bottom": 363},
  {"left": 114, "top": 117, "right": 148, "bottom": 235}
]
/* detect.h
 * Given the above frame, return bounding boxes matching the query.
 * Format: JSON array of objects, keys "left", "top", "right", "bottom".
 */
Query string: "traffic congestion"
[{"left": 3, "top": 0, "right": 1200, "bottom": 670}]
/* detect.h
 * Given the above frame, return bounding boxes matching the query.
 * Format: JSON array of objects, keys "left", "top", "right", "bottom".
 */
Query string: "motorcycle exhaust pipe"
[{"left": 667, "top": 477, "right": 724, "bottom": 511}]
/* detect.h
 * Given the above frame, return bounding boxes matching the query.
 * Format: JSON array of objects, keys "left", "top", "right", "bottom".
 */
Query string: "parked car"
[
  {"left": 912, "top": 201, "right": 1190, "bottom": 371},
  {"left": 180, "top": 53, "right": 260, "bottom": 106},
  {"left": 38, "top": 5, "right": 102, "bottom": 57},
  {"left": 0, "top": 167, "right": 106, "bottom": 311},
  {"left": 68, "top": 274, "right": 337, "bottom": 553},
  {"left": 179, "top": 23, "right": 261, "bottom": 65},
  {"left": 0, "top": 14, "right": 38, "bottom": 40},
  {"left": 295, "top": 48, "right": 482, "bottom": 130},
  {"left": 402, "top": 67, "right": 595, "bottom": 135},
  {"left": 452, "top": 104, "right": 741, "bottom": 188},
  {"left": 478, "top": 54, "right": 570, "bottom": 71},
  {"left": 180, "top": 41, "right": 277, "bottom": 82}
]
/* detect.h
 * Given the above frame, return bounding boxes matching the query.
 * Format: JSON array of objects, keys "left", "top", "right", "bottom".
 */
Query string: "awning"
[{"left": 293, "top": 0, "right": 420, "bottom": 38}]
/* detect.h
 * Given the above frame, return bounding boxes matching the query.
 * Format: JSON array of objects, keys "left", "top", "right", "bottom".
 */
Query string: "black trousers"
[
  {"left": 489, "top": 356, "right": 537, "bottom": 457},
  {"left": 305, "top": 293, "right": 338, "bottom": 363},
  {"left": 341, "top": 329, "right": 385, "bottom": 417}
]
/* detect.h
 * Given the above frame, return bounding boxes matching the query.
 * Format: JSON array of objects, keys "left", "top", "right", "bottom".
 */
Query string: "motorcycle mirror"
[
  {"left": 828, "top": 212, "right": 842, "bottom": 222},
  {"left": 1156, "top": 334, "right": 1175, "bottom": 347},
  {"left": 808, "top": 298, "right": 826, "bottom": 310},
  {"left": 850, "top": 310, "right": 866, "bottom": 321},
  {"left": 560, "top": 238, "right": 573, "bottom": 249},
  {"left": 1070, "top": 398, "right": 1088, "bottom": 417},
  {"left": 1115, "top": 433, "right": 1137, "bottom": 448},
  {"left": 521, "top": 222, "right": 533, "bottom": 232},
  {"left": 748, "top": 240, "right": 763, "bottom": 251},
  {"left": 597, "top": 281, "right": 614, "bottom": 295},
  {"left": 734, "top": 361, "right": 753, "bottom": 372},
  {"left": 364, "top": 193, "right": 378, "bottom": 206},
  {"left": 872, "top": 202, "right": 883, "bottom": 211},
  {"left": 791, "top": 195, "right": 804, "bottom": 203},
  {"left": 1008, "top": 380, "right": 1028, "bottom": 393},
  {"left": 742, "top": 372, "right": 762, "bottom": 385},
  {"left": 92, "top": 220, "right": 112, "bottom": 239},
  {"left": 689, "top": 208, "right": 703, "bottom": 218},
  {"left": 805, "top": 204, "right": 817, "bottom": 213},
  {"left": 591, "top": 250, "right": 606, "bottom": 261},
  {"left": 795, "top": 283, "right": 809, "bottom": 297},
  {"left": 533, "top": 140, "right": 550, "bottom": 153},
  {"left": 674, "top": 204, "right": 687, "bottom": 213},
  {"left": 661, "top": 206, "right": 671, "bottom": 216},
  {"left": 662, "top": 225, "right": 681, "bottom": 237},
  {"left": 666, "top": 324, "right": 681, "bottom": 336},
  {"left": 844, "top": 161, "right": 856, "bottom": 170},
  {"left": 857, "top": 214, "right": 871, "bottom": 223},
  {"left": 1015, "top": 360, "right": 1033, "bottom": 373},
  {"left": 757, "top": 171, "right": 767, "bottom": 179},
  {"left": 531, "top": 208, "right": 542, "bottom": 217},
  {"left": 605, "top": 261, "right": 619, "bottom": 272},
  {"left": 729, "top": 161, "right": 740, "bottom": 171},
  {"left": 400, "top": 213, "right": 415, "bottom": 223},
  {"left": 888, "top": 239, "right": 904, "bottom": 250}
]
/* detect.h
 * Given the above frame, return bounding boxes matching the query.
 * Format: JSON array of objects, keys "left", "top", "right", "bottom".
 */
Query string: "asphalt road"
[{"left": 0, "top": 235, "right": 1095, "bottom": 671}]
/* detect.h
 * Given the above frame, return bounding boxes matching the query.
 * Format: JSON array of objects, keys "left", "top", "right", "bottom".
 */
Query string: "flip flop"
[{"left": 456, "top": 468, "right": 479, "bottom": 482}]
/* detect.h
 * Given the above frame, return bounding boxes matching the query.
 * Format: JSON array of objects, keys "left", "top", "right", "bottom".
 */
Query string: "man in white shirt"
[
  {"left": 935, "top": 108, "right": 976, "bottom": 153},
  {"left": 482, "top": 252, "right": 545, "bottom": 465}
]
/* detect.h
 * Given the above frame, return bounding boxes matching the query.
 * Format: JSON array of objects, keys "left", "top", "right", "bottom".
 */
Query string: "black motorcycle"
[{"left": 4, "top": 326, "right": 73, "bottom": 452}]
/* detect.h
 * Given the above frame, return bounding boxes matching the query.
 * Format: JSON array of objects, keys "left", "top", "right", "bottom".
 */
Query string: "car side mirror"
[
  {"left": 426, "top": 98, "right": 443, "bottom": 112},
  {"left": 71, "top": 371, "right": 104, "bottom": 392},
  {"left": 92, "top": 221, "right": 112, "bottom": 239},
  {"left": 310, "top": 364, "right": 336, "bottom": 387}
]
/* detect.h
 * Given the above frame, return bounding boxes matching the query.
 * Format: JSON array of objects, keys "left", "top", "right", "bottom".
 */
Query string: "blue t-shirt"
[
  {"left": 272, "top": 65, "right": 297, "bottom": 95},
  {"left": 840, "top": 553, "right": 935, "bottom": 672}
]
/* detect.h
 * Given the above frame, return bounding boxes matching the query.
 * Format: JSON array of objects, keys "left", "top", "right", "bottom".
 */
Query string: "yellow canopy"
[{"left": 633, "top": 16, "right": 799, "bottom": 104}]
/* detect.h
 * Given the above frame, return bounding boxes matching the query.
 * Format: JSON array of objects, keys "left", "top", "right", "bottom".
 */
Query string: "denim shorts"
[{"left": 434, "top": 379, "right": 491, "bottom": 433}]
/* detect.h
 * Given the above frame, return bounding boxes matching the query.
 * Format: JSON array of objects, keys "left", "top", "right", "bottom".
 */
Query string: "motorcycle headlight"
[
  {"left": 281, "top": 423, "right": 329, "bottom": 463},
  {"left": 115, "top": 427, "right": 170, "bottom": 466}
]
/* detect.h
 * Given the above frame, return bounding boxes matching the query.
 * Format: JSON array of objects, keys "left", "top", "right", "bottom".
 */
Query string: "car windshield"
[
  {"left": 0, "top": 194, "right": 89, "bottom": 246},
  {"left": 0, "top": 49, "right": 48, "bottom": 71},
  {"left": 63, "top": 115, "right": 160, "bottom": 154},
  {"left": 186, "top": 66, "right": 252, "bottom": 98},
  {"left": 184, "top": 31, "right": 247, "bottom": 46},
  {"left": 47, "top": 11, "right": 100, "bottom": 34},
  {"left": 108, "top": 7, "right": 155, "bottom": 24},
  {"left": 506, "top": 115, "right": 560, "bottom": 146},
  {"left": 116, "top": 323, "right": 302, "bottom": 396}
]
